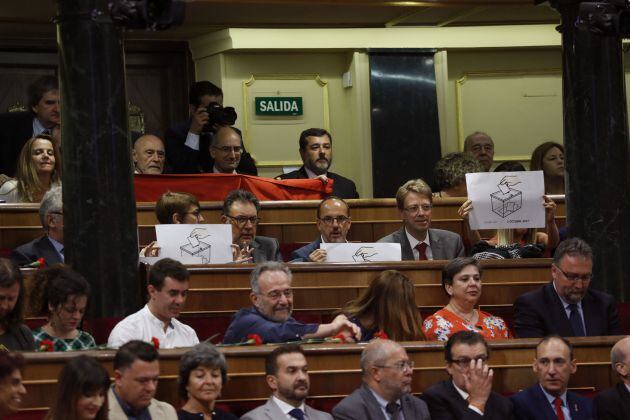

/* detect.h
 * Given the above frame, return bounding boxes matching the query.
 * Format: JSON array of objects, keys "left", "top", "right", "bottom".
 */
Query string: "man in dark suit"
[
  {"left": 164, "top": 81, "right": 257, "bottom": 175},
  {"left": 593, "top": 336, "right": 630, "bottom": 419},
  {"left": 0, "top": 75, "right": 60, "bottom": 176},
  {"left": 223, "top": 261, "right": 360, "bottom": 344},
  {"left": 333, "top": 339, "right": 430, "bottom": 420},
  {"left": 241, "top": 344, "right": 332, "bottom": 420},
  {"left": 510, "top": 335, "right": 593, "bottom": 420},
  {"left": 514, "top": 237, "right": 622, "bottom": 338},
  {"left": 422, "top": 331, "right": 514, "bottom": 419},
  {"left": 221, "top": 189, "right": 282, "bottom": 263},
  {"left": 378, "top": 178, "right": 464, "bottom": 260},
  {"left": 11, "top": 186, "right": 63, "bottom": 267},
  {"left": 275, "top": 128, "right": 359, "bottom": 199},
  {"left": 291, "top": 196, "right": 351, "bottom": 262}
]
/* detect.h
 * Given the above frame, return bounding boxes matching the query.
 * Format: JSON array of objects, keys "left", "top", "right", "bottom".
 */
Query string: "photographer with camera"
[{"left": 165, "top": 81, "right": 257, "bottom": 175}]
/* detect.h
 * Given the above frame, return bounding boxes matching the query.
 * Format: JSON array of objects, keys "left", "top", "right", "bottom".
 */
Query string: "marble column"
[
  {"left": 56, "top": 0, "right": 141, "bottom": 318},
  {"left": 554, "top": 0, "right": 630, "bottom": 299}
]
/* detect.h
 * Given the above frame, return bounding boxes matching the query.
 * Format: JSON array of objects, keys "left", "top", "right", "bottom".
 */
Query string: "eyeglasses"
[
  {"left": 184, "top": 210, "right": 203, "bottom": 219},
  {"left": 318, "top": 216, "right": 350, "bottom": 225},
  {"left": 403, "top": 205, "right": 432, "bottom": 214},
  {"left": 449, "top": 356, "right": 488, "bottom": 368},
  {"left": 554, "top": 264, "right": 593, "bottom": 282},
  {"left": 375, "top": 360, "right": 415, "bottom": 371},
  {"left": 212, "top": 145, "right": 243, "bottom": 154},
  {"left": 261, "top": 289, "right": 293, "bottom": 300},
  {"left": 226, "top": 215, "right": 261, "bottom": 227}
]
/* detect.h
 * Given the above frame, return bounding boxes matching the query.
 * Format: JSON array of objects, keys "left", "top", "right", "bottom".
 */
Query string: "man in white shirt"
[
  {"left": 108, "top": 258, "right": 199, "bottom": 349},
  {"left": 133, "top": 134, "right": 166, "bottom": 174},
  {"left": 241, "top": 344, "right": 332, "bottom": 420},
  {"left": 210, "top": 126, "right": 242, "bottom": 174}
]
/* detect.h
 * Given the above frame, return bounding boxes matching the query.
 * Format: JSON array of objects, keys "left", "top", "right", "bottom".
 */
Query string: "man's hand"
[
  {"left": 231, "top": 243, "right": 253, "bottom": 264},
  {"left": 316, "top": 174, "right": 329, "bottom": 184},
  {"left": 458, "top": 199, "right": 473, "bottom": 220},
  {"left": 308, "top": 249, "right": 327, "bottom": 262},
  {"left": 330, "top": 314, "right": 362, "bottom": 342},
  {"left": 465, "top": 358, "right": 493, "bottom": 413},
  {"left": 189, "top": 105, "right": 209, "bottom": 135},
  {"left": 143, "top": 241, "right": 160, "bottom": 257}
]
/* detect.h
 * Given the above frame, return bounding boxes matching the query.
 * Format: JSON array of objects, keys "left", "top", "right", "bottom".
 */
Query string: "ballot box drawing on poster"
[
  {"left": 465, "top": 171, "right": 545, "bottom": 230},
  {"left": 155, "top": 224, "right": 233, "bottom": 264},
  {"left": 321, "top": 243, "right": 402, "bottom": 263}
]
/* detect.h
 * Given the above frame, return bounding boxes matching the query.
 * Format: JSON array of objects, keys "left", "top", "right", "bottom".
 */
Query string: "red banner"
[{"left": 134, "top": 173, "right": 333, "bottom": 202}]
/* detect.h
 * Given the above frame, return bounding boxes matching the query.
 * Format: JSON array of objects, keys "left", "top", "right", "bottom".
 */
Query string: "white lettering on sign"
[{"left": 258, "top": 100, "right": 299, "bottom": 112}]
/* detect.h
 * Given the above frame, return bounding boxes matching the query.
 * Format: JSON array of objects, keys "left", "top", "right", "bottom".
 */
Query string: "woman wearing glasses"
[
  {"left": 29, "top": 265, "right": 96, "bottom": 351},
  {"left": 422, "top": 257, "right": 511, "bottom": 341}
]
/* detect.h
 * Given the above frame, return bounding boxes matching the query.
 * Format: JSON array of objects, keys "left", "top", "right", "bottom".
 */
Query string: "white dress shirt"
[
  {"left": 452, "top": 381, "right": 484, "bottom": 416},
  {"left": 404, "top": 228, "right": 433, "bottom": 260},
  {"left": 272, "top": 396, "right": 308, "bottom": 419}
]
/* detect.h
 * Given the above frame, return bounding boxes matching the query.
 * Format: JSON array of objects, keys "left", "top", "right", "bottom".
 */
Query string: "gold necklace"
[{"left": 447, "top": 304, "right": 476, "bottom": 324}]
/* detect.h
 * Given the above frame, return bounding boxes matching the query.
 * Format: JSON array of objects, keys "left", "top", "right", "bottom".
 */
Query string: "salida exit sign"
[{"left": 255, "top": 97, "right": 303, "bottom": 116}]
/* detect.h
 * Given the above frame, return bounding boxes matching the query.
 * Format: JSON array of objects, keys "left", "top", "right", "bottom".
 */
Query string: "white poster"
[
  {"left": 155, "top": 224, "right": 233, "bottom": 264},
  {"left": 465, "top": 171, "right": 545, "bottom": 230},
  {"left": 321, "top": 243, "right": 402, "bottom": 263}
]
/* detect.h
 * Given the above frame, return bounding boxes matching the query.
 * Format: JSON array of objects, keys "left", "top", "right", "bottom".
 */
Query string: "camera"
[{"left": 205, "top": 102, "right": 237, "bottom": 129}]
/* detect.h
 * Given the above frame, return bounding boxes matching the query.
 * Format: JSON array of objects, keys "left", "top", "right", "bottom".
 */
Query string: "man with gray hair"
[
  {"left": 222, "top": 261, "right": 360, "bottom": 344},
  {"left": 11, "top": 185, "right": 64, "bottom": 267},
  {"left": 463, "top": 131, "right": 494, "bottom": 171},
  {"left": 593, "top": 336, "right": 630, "bottom": 419},
  {"left": 333, "top": 339, "right": 430, "bottom": 419}
]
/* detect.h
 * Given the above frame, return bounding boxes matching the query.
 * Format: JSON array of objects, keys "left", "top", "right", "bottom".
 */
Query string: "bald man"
[
  {"left": 593, "top": 336, "right": 630, "bottom": 419},
  {"left": 333, "top": 339, "right": 430, "bottom": 420},
  {"left": 133, "top": 134, "right": 166, "bottom": 174},
  {"left": 209, "top": 126, "right": 243, "bottom": 174}
]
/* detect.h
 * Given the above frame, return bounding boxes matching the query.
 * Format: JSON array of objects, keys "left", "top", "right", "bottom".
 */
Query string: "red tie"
[
  {"left": 415, "top": 242, "right": 428, "bottom": 260},
  {"left": 554, "top": 397, "right": 565, "bottom": 420}
]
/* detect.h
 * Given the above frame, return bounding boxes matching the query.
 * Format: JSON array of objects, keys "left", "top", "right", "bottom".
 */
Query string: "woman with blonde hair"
[
  {"left": 342, "top": 270, "right": 424, "bottom": 341},
  {"left": 0, "top": 134, "right": 61, "bottom": 203}
]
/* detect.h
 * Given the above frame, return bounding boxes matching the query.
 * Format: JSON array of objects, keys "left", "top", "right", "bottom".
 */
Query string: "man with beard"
[
  {"left": 290, "top": 197, "right": 352, "bottom": 262},
  {"left": 514, "top": 237, "right": 621, "bottom": 338},
  {"left": 333, "top": 339, "right": 430, "bottom": 420},
  {"left": 378, "top": 179, "right": 464, "bottom": 261},
  {"left": 241, "top": 344, "right": 332, "bottom": 420},
  {"left": 108, "top": 258, "right": 199, "bottom": 349},
  {"left": 463, "top": 131, "right": 494, "bottom": 172},
  {"left": 275, "top": 128, "right": 359, "bottom": 199},
  {"left": 222, "top": 261, "right": 360, "bottom": 344},
  {"left": 510, "top": 335, "right": 593, "bottom": 420}
]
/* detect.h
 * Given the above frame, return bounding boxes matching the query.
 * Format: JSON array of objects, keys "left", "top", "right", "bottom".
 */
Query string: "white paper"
[
  {"left": 321, "top": 243, "right": 402, "bottom": 262},
  {"left": 155, "top": 224, "right": 233, "bottom": 264},
  {"left": 465, "top": 171, "right": 545, "bottom": 230}
]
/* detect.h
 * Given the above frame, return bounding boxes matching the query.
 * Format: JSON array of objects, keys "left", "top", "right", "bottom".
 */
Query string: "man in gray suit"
[
  {"left": 221, "top": 189, "right": 283, "bottom": 263},
  {"left": 378, "top": 178, "right": 464, "bottom": 261},
  {"left": 241, "top": 344, "right": 332, "bottom": 420},
  {"left": 333, "top": 339, "right": 430, "bottom": 420}
]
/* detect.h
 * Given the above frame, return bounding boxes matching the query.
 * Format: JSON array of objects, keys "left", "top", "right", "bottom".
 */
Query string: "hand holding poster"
[
  {"left": 155, "top": 224, "right": 233, "bottom": 264},
  {"left": 321, "top": 243, "right": 402, "bottom": 263},
  {"left": 465, "top": 171, "right": 545, "bottom": 230}
]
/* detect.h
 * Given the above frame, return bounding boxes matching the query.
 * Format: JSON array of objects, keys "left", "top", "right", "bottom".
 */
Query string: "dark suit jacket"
[
  {"left": 0, "top": 111, "right": 33, "bottom": 176},
  {"left": 222, "top": 307, "right": 319, "bottom": 344},
  {"left": 290, "top": 237, "right": 322, "bottom": 262},
  {"left": 164, "top": 120, "right": 257, "bottom": 175},
  {"left": 252, "top": 236, "right": 283, "bottom": 263},
  {"left": 421, "top": 379, "right": 515, "bottom": 420},
  {"left": 513, "top": 282, "right": 622, "bottom": 338},
  {"left": 276, "top": 166, "right": 359, "bottom": 199},
  {"left": 10, "top": 235, "right": 62, "bottom": 267},
  {"left": 594, "top": 382, "right": 630, "bottom": 420},
  {"left": 333, "top": 383, "right": 431, "bottom": 420},
  {"left": 510, "top": 384, "right": 593, "bottom": 420},
  {"left": 377, "top": 227, "right": 465, "bottom": 261}
]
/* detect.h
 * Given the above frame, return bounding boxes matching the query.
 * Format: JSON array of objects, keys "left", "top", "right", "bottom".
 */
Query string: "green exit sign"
[{"left": 255, "top": 97, "right": 303, "bottom": 116}]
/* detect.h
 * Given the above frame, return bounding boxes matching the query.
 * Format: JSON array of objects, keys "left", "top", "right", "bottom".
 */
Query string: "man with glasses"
[
  {"left": 11, "top": 186, "right": 64, "bottom": 267},
  {"left": 223, "top": 261, "right": 361, "bottom": 344},
  {"left": 510, "top": 335, "right": 593, "bottom": 420},
  {"left": 333, "top": 339, "right": 430, "bottom": 420},
  {"left": 378, "top": 179, "right": 464, "bottom": 261},
  {"left": 291, "top": 196, "right": 351, "bottom": 262},
  {"left": 209, "top": 126, "right": 244, "bottom": 174},
  {"left": 422, "top": 331, "right": 514, "bottom": 419},
  {"left": 514, "top": 237, "right": 621, "bottom": 338},
  {"left": 275, "top": 128, "right": 359, "bottom": 199},
  {"left": 221, "top": 189, "right": 282, "bottom": 263}
]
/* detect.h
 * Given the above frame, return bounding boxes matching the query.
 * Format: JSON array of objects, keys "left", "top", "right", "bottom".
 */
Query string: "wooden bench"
[{"left": 18, "top": 336, "right": 617, "bottom": 416}]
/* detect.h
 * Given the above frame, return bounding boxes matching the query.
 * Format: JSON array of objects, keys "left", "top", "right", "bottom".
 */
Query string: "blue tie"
[
  {"left": 289, "top": 408, "right": 305, "bottom": 420},
  {"left": 568, "top": 303, "right": 586, "bottom": 336}
]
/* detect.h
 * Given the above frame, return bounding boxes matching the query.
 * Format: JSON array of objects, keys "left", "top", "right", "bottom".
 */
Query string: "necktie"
[
  {"left": 554, "top": 397, "right": 565, "bottom": 420},
  {"left": 415, "top": 242, "right": 428, "bottom": 260},
  {"left": 386, "top": 402, "right": 401, "bottom": 420},
  {"left": 42, "top": 128, "right": 52, "bottom": 136},
  {"left": 288, "top": 408, "right": 305, "bottom": 420},
  {"left": 568, "top": 303, "right": 586, "bottom": 336}
]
